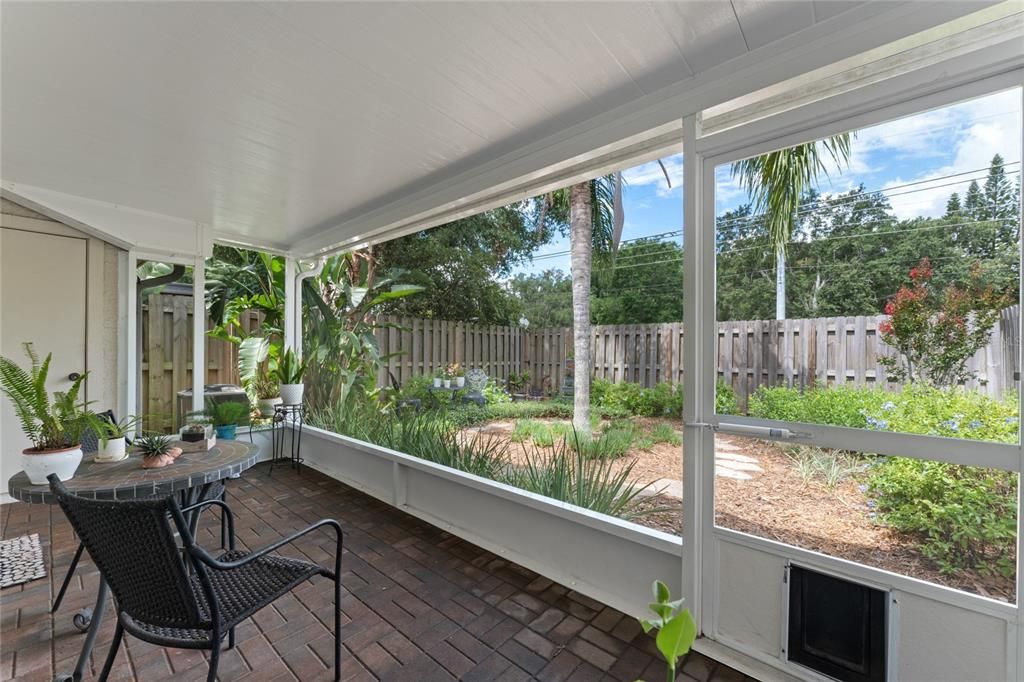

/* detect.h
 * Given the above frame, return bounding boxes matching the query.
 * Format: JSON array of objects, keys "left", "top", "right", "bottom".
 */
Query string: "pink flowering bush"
[{"left": 879, "top": 258, "right": 1008, "bottom": 387}]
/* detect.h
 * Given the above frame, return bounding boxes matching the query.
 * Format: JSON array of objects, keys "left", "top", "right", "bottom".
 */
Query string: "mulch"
[{"left": 461, "top": 418, "right": 1016, "bottom": 603}]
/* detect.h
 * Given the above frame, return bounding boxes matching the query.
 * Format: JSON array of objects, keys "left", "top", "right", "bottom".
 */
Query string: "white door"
[{"left": 0, "top": 227, "right": 87, "bottom": 495}]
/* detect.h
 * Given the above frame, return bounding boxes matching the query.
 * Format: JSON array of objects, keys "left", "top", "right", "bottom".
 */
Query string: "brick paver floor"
[{"left": 1, "top": 462, "right": 756, "bottom": 681}]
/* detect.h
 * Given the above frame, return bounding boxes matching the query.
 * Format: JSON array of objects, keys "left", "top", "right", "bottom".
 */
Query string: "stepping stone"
[
  {"left": 650, "top": 478, "right": 683, "bottom": 499},
  {"left": 715, "top": 459, "right": 763, "bottom": 473},
  {"left": 715, "top": 441, "right": 741, "bottom": 452},
  {"left": 715, "top": 451, "right": 759, "bottom": 465},
  {"left": 715, "top": 467, "right": 752, "bottom": 480}
]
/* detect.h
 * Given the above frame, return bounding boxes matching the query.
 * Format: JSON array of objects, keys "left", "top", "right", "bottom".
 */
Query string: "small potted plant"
[
  {"left": 206, "top": 401, "right": 250, "bottom": 440},
  {"left": 255, "top": 371, "right": 281, "bottom": 417},
  {"left": 134, "top": 433, "right": 181, "bottom": 469},
  {"left": 0, "top": 343, "right": 102, "bottom": 484},
  {"left": 432, "top": 370, "right": 443, "bottom": 389},
  {"left": 276, "top": 347, "right": 307, "bottom": 405},
  {"left": 181, "top": 422, "right": 208, "bottom": 442},
  {"left": 95, "top": 415, "right": 142, "bottom": 463},
  {"left": 453, "top": 364, "right": 465, "bottom": 389}
]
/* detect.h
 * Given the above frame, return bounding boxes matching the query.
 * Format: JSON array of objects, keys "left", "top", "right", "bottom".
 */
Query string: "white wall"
[{"left": 1, "top": 198, "right": 126, "bottom": 502}]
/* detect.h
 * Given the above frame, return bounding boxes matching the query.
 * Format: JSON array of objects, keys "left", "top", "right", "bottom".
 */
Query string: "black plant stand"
[{"left": 270, "top": 404, "right": 305, "bottom": 475}]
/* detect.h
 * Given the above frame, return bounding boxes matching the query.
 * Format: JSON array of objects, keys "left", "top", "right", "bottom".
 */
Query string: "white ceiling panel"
[{"left": 0, "top": 1, "right": 991, "bottom": 253}]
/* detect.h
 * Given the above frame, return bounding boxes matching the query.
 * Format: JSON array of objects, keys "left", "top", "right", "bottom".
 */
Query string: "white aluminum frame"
[
  {"left": 126, "top": 250, "right": 207, "bottom": 421},
  {"left": 686, "top": 63, "right": 1024, "bottom": 679}
]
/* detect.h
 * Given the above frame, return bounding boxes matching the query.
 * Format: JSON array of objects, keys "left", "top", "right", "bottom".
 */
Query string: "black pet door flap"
[{"left": 787, "top": 565, "right": 887, "bottom": 682}]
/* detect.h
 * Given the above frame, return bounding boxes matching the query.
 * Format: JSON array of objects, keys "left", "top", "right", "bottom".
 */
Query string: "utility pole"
[{"left": 776, "top": 249, "right": 786, "bottom": 320}]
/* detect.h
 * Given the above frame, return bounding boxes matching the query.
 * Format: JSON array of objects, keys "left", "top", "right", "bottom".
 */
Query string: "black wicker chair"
[{"left": 48, "top": 475, "right": 343, "bottom": 682}]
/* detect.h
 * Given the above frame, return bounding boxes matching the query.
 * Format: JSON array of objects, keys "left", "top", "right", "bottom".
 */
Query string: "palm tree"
[
  {"left": 537, "top": 176, "right": 619, "bottom": 437},
  {"left": 731, "top": 135, "right": 853, "bottom": 318}
]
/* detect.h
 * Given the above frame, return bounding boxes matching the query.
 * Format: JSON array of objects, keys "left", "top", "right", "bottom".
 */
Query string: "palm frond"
[{"left": 731, "top": 133, "right": 852, "bottom": 254}]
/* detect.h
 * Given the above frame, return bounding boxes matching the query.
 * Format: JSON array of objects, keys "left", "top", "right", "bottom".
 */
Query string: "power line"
[
  {"left": 715, "top": 163, "right": 1020, "bottom": 230},
  {"left": 529, "top": 162, "right": 1020, "bottom": 264}
]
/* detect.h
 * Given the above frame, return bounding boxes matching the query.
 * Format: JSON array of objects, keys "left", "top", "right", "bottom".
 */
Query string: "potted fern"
[
  {"left": 277, "top": 348, "right": 306, "bottom": 405},
  {"left": 0, "top": 343, "right": 101, "bottom": 484},
  {"left": 205, "top": 401, "right": 250, "bottom": 440}
]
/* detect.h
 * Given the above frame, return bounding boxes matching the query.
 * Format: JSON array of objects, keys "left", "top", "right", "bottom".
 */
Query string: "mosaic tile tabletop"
[{"left": 8, "top": 440, "right": 259, "bottom": 504}]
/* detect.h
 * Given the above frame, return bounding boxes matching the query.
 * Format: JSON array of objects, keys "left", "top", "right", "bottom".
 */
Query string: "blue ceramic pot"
[{"left": 215, "top": 424, "right": 237, "bottom": 440}]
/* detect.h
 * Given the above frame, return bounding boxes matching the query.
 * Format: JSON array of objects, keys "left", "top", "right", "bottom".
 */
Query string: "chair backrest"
[
  {"left": 80, "top": 410, "right": 117, "bottom": 454},
  {"left": 49, "top": 476, "right": 207, "bottom": 629}
]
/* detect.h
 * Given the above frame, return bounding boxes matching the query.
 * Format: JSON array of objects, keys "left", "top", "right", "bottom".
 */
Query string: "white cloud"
[
  {"left": 623, "top": 153, "right": 683, "bottom": 197},
  {"left": 879, "top": 89, "right": 1021, "bottom": 220}
]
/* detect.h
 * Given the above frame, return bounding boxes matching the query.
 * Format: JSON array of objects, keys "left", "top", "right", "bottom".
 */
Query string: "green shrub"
[
  {"left": 748, "top": 385, "right": 889, "bottom": 427},
  {"left": 715, "top": 380, "right": 738, "bottom": 415},
  {"left": 592, "top": 380, "right": 682, "bottom": 417},
  {"left": 506, "top": 438, "right": 654, "bottom": 519},
  {"left": 399, "top": 375, "right": 435, "bottom": 403},
  {"left": 312, "top": 395, "right": 659, "bottom": 521},
  {"left": 748, "top": 383, "right": 1020, "bottom": 576},
  {"left": 483, "top": 378, "right": 512, "bottom": 405},
  {"left": 868, "top": 457, "right": 1016, "bottom": 577},
  {"left": 649, "top": 423, "right": 681, "bottom": 446},
  {"left": 577, "top": 428, "right": 635, "bottom": 459}
]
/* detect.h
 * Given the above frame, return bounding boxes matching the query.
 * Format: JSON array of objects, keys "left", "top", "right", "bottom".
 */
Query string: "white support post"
[
  {"left": 1016, "top": 83, "right": 1023, "bottom": 682},
  {"left": 682, "top": 114, "right": 715, "bottom": 632},
  {"left": 191, "top": 255, "right": 206, "bottom": 417},
  {"left": 125, "top": 249, "right": 138, "bottom": 427},
  {"left": 284, "top": 257, "right": 297, "bottom": 352}
]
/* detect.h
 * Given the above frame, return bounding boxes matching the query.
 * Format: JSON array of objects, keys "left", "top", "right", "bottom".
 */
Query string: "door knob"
[{"left": 68, "top": 372, "right": 82, "bottom": 382}]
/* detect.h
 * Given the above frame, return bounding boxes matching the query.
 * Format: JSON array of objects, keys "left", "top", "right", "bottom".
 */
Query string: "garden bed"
[{"left": 460, "top": 417, "right": 1016, "bottom": 602}]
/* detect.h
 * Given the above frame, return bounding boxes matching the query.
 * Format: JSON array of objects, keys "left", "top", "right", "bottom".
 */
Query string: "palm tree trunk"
[{"left": 569, "top": 183, "right": 592, "bottom": 438}]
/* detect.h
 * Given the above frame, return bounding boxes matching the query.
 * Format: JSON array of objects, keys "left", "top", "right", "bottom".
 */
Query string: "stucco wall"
[{"left": 0, "top": 198, "right": 125, "bottom": 414}]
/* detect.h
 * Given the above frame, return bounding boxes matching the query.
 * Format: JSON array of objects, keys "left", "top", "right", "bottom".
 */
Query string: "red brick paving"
[{"left": 0, "top": 462, "right": 756, "bottom": 681}]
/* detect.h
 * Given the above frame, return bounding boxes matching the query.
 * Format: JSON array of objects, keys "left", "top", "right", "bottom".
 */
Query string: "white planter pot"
[
  {"left": 95, "top": 436, "right": 127, "bottom": 463},
  {"left": 258, "top": 397, "right": 282, "bottom": 416},
  {"left": 443, "top": 379, "right": 451, "bottom": 388},
  {"left": 22, "top": 445, "right": 83, "bottom": 485},
  {"left": 433, "top": 378, "right": 442, "bottom": 388},
  {"left": 455, "top": 376, "right": 465, "bottom": 388},
  {"left": 281, "top": 383, "right": 304, "bottom": 405}
]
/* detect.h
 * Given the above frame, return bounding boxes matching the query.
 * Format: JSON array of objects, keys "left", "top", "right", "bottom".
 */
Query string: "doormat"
[{"left": 0, "top": 534, "right": 47, "bottom": 588}]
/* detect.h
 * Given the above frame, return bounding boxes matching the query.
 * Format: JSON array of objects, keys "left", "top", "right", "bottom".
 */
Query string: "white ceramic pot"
[
  {"left": 280, "top": 383, "right": 304, "bottom": 405},
  {"left": 95, "top": 436, "right": 127, "bottom": 463},
  {"left": 258, "top": 397, "right": 282, "bottom": 416},
  {"left": 443, "top": 379, "right": 451, "bottom": 388},
  {"left": 22, "top": 445, "right": 83, "bottom": 485},
  {"left": 455, "top": 376, "right": 465, "bottom": 388},
  {"left": 433, "top": 377, "right": 442, "bottom": 388}
]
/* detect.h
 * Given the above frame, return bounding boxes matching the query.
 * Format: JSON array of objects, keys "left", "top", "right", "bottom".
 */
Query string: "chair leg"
[
  {"left": 52, "top": 542, "right": 85, "bottom": 613},
  {"left": 334, "top": 575, "right": 341, "bottom": 682},
  {"left": 228, "top": 627, "right": 235, "bottom": 650},
  {"left": 207, "top": 641, "right": 220, "bottom": 682},
  {"left": 97, "top": 621, "right": 124, "bottom": 682},
  {"left": 219, "top": 484, "right": 227, "bottom": 549}
]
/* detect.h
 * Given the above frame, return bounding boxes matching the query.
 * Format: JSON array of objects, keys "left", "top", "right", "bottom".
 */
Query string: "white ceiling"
[{"left": 0, "top": 1, "right": 991, "bottom": 254}]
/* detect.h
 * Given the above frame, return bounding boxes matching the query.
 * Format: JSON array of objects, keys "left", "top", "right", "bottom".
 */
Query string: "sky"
[{"left": 512, "top": 87, "right": 1021, "bottom": 277}]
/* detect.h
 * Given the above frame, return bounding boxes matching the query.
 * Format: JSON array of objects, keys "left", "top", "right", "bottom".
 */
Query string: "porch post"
[
  {"left": 125, "top": 249, "right": 138, "bottom": 428},
  {"left": 283, "top": 257, "right": 297, "bottom": 352},
  {"left": 191, "top": 255, "right": 206, "bottom": 416},
  {"left": 682, "top": 114, "right": 714, "bottom": 632}
]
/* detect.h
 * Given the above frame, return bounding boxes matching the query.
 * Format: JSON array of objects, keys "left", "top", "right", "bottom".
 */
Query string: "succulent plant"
[{"left": 135, "top": 433, "right": 175, "bottom": 457}]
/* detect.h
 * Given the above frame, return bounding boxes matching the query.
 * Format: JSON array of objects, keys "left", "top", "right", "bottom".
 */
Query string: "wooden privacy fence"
[
  {"left": 371, "top": 316, "right": 523, "bottom": 388},
  {"left": 142, "top": 292, "right": 1021, "bottom": 416},
  {"left": 527, "top": 307, "right": 1020, "bottom": 410},
  {"left": 140, "top": 292, "right": 263, "bottom": 427}
]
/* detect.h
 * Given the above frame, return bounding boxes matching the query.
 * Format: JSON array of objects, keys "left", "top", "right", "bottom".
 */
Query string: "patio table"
[{"left": 8, "top": 440, "right": 259, "bottom": 682}]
